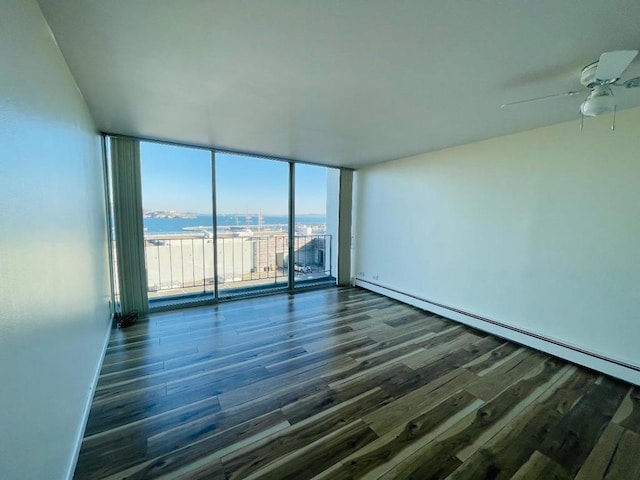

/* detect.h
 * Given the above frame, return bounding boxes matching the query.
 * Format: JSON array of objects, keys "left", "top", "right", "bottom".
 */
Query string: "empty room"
[{"left": 2, "top": 1, "right": 640, "bottom": 479}]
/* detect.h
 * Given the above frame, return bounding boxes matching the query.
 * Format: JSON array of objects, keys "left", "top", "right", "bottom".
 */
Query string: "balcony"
[{"left": 142, "top": 233, "right": 334, "bottom": 302}]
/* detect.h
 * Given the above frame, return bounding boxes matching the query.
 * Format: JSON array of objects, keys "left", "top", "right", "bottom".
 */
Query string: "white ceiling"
[{"left": 38, "top": 0, "right": 640, "bottom": 168}]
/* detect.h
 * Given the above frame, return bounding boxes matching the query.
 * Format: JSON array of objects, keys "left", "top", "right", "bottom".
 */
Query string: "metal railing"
[{"left": 143, "top": 234, "right": 332, "bottom": 297}]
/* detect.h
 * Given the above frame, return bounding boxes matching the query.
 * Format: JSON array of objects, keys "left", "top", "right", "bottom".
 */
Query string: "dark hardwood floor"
[{"left": 75, "top": 287, "right": 640, "bottom": 479}]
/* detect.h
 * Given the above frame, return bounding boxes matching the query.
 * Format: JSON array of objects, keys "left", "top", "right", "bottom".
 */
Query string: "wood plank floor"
[{"left": 75, "top": 287, "right": 640, "bottom": 479}]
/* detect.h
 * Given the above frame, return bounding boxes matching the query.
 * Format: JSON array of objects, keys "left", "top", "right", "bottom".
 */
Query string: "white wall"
[
  {"left": 0, "top": 1, "right": 111, "bottom": 478},
  {"left": 354, "top": 108, "right": 640, "bottom": 371}
]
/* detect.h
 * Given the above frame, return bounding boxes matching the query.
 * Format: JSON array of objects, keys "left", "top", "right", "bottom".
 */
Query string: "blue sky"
[{"left": 140, "top": 141, "right": 328, "bottom": 215}]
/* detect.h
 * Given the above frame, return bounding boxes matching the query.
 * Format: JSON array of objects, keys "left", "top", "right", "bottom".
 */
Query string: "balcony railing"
[{"left": 143, "top": 234, "right": 333, "bottom": 298}]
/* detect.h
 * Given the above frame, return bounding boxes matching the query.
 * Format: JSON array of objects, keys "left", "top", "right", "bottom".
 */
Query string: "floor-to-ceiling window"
[
  {"left": 107, "top": 136, "right": 339, "bottom": 308},
  {"left": 294, "top": 164, "right": 335, "bottom": 288},
  {"left": 140, "top": 141, "right": 214, "bottom": 300}
]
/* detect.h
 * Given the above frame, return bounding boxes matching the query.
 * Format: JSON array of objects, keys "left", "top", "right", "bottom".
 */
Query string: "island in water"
[{"left": 143, "top": 210, "right": 197, "bottom": 219}]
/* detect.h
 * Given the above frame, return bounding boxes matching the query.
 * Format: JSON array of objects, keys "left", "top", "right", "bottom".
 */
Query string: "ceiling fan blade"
[
  {"left": 595, "top": 50, "right": 638, "bottom": 81},
  {"left": 501, "top": 90, "right": 583, "bottom": 108},
  {"left": 623, "top": 76, "right": 640, "bottom": 88}
]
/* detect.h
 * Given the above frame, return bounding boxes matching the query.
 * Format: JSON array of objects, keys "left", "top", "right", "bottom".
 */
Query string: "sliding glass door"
[{"left": 215, "top": 153, "right": 290, "bottom": 298}]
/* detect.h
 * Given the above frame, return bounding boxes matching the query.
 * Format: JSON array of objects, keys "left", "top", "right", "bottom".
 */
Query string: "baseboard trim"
[
  {"left": 355, "top": 278, "right": 640, "bottom": 386},
  {"left": 66, "top": 312, "right": 113, "bottom": 480}
]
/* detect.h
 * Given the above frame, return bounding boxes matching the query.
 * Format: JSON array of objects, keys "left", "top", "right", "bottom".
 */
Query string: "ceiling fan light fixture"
[{"left": 580, "top": 87, "right": 616, "bottom": 117}]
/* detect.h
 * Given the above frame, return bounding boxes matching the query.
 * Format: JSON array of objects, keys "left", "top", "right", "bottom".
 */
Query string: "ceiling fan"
[{"left": 502, "top": 50, "right": 640, "bottom": 127}]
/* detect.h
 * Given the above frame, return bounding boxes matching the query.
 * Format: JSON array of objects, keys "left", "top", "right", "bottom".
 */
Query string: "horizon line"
[{"left": 144, "top": 210, "right": 326, "bottom": 217}]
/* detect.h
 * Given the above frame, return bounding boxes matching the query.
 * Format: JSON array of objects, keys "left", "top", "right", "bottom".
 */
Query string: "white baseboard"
[
  {"left": 66, "top": 313, "right": 114, "bottom": 480},
  {"left": 355, "top": 278, "right": 640, "bottom": 386}
]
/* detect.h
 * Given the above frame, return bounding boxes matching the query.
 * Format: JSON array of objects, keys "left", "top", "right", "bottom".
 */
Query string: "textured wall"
[{"left": 0, "top": 0, "right": 111, "bottom": 478}]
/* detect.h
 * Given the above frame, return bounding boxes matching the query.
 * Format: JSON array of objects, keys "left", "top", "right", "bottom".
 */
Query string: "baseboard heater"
[{"left": 355, "top": 278, "right": 640, "bottom": 386}]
